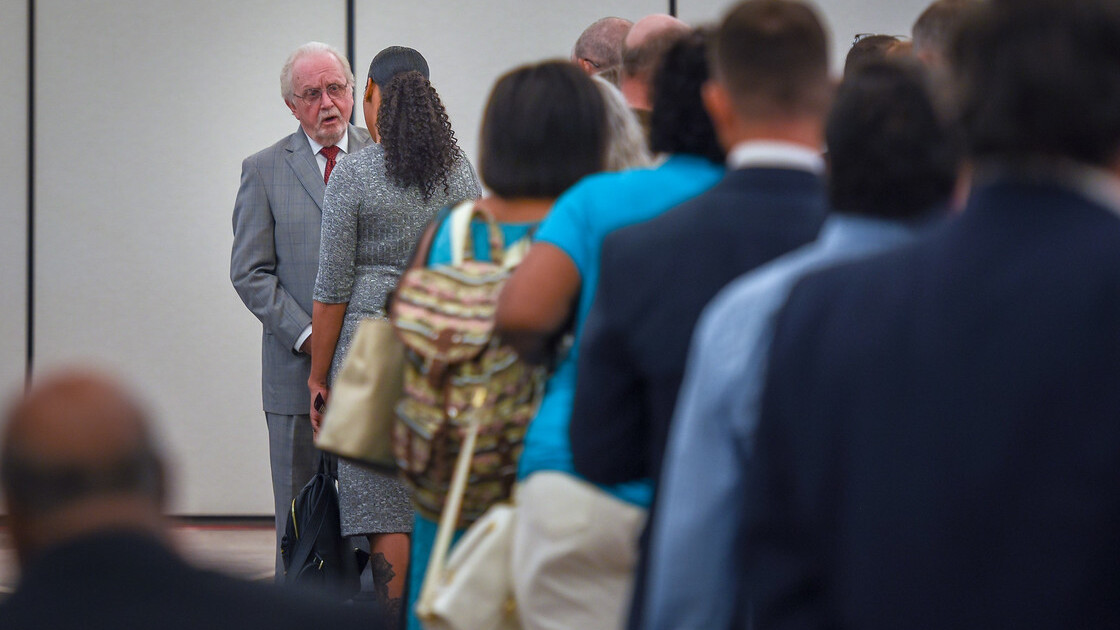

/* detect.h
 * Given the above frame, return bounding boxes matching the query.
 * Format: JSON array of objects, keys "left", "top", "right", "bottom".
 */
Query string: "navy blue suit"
[
  {"left": 569, "top": 166, "right": 827, "bottom": 630},
  {"left": 748, "top": 175, "right": 1120, "bottom": 629}
]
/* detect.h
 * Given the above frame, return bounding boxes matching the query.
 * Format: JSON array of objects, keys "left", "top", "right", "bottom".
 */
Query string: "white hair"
[
  {"left": 280, "top": 41, "right": 355, "bottom": 102},
  {"left": 593, "top": 75, "right": 653, "bottom": 171}
]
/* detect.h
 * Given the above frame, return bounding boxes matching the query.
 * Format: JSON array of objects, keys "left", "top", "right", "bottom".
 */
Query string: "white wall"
[
  {"left": 18, "top": 0, "right": 936, "bottom": 516},
  {"left": 678, "top": 0, "right": 931, "bottom": 73},
  {"left": 33, "top": 0, "right": 345, "bottom": 515},
  {"left": 0, "top": 0, "right": 28, "bottom": 398},
  {"left": 353, "top": 0, "right": 669, "bottom": 166}
]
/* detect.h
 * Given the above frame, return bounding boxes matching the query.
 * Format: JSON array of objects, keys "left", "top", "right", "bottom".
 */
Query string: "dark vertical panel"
[
  {"left": 347, "top": 0, "right": 356, "bottom": 124},
  {"left": 669, "top": 0, "right": 677, "bottom": 16},
  {"left": 26, "top": 0, "right": 35, "bottom": 389}
]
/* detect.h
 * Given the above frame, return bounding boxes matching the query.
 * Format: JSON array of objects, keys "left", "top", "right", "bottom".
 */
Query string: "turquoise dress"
[{"left": 405, "top": 215, "right": 539, "bottom": 630}]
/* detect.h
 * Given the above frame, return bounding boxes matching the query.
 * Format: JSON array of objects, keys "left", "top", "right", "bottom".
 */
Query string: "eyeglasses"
[{"left": 293, "top": 83, "right": 352, "bottom": 102}]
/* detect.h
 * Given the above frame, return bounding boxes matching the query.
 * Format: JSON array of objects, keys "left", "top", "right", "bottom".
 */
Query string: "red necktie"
[{"left": 321, "top": 145, "right": 340, "bottom": 183}]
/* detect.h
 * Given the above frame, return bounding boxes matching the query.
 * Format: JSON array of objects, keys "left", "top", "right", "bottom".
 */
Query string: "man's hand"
[{"left": 309, "top": 381, "right": 329, "bottom": 437}]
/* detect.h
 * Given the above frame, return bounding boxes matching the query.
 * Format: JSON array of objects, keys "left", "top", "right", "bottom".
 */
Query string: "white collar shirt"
[
  {"left": 304, "top": 130, "right": 351, "bottom": 179},
  {"left": 726, "top": 140, "right": 825, "bottom": 175}
]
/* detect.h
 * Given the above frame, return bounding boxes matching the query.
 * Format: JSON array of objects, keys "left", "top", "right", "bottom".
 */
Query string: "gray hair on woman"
[{"left": 592, "top": 75, "right": 653, "bottom": 171}]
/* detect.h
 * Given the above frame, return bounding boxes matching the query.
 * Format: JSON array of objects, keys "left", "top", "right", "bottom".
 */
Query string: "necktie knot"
[{"left": 321, "top": 145, "right": 340, "bottom": 183}]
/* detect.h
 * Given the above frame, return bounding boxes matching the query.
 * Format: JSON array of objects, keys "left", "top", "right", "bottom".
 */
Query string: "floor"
[{"left": 0, "top": 518, "right": 277, "bottom": 595}]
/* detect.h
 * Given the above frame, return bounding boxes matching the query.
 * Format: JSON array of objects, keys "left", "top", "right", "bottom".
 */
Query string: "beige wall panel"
[
  {"left": 354, "top": 0, "right": 669, "bottom": 167},
  {"left": 35, "top": 0, "right": 345, "bottom": 514},
  {"left": 0, "top": 0, "right": 28, "bottom": 399},
  {"left": 678, "top": 0, "right": 932, "bottom": 73}
]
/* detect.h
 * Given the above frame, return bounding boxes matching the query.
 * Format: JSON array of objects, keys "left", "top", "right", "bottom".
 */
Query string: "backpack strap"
[
  {"left": 387, "top": 205, "right": 456, "bottom": 316},
  {"left": 417, "top": 388, "right": 486, "bottom": 611},
  {"left": 449, "top": 201, "right": 506, "bottom": 266},
  {"left": 501, "top": 234, "right": 533, "bottom": 270},
  {"left": 409, "top": 204, "right": 457, "bottom": 271}
]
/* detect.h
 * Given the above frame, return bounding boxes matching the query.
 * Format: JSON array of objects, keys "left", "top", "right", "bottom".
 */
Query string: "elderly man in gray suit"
[{"left": 231, "top": 41, "right": 373, "bottom": 579}]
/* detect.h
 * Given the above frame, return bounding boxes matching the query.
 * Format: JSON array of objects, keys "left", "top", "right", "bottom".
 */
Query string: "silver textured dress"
[{"left": 314, "top": 143, "right": 481, "bottom": 536}]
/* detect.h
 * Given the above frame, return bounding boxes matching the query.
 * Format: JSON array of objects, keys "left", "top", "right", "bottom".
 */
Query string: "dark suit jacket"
[
  {"left": 0, "top": 531, "right": 381, "bottom": 630},
  {"left": 570, "top": 167, "right": 827, "bottom": 485},
  {"left": 747, "top": 176, "right": 1120, "bottom": 629}
]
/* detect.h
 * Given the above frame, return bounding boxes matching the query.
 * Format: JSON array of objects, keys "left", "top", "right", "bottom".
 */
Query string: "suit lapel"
[{"left": 285, "top": 128, "right": 326, "bottom": 211}]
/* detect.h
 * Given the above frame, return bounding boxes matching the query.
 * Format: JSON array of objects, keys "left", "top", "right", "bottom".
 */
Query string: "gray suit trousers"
[{"left": 265, "top": 412, "right": 318, "bottom": 580}]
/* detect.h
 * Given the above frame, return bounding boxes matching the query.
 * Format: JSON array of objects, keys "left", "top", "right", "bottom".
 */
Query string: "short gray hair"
[
  {"left": 573, "top": 17, "right": 633, "bottom": 70},
  {"left": 593, "top": 75, "right": 652, "bottom": 171},
  {"left": 280, "top": 41, "right": 355, "bottom": 102}
]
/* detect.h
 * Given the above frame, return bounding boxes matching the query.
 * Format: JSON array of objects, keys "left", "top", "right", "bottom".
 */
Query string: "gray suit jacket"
[{"left": 231, "top": 124, "right": 373, "bottom": 414}]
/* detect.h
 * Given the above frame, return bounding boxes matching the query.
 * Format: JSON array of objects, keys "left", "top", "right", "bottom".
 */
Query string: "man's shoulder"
[
  {"left": 0, "top": 533, "right": 378, "bottom": 630},
  {"left": 243, "top": 129, "right": 302, "bottom": 167},
  {"left": 788, "top": 244, "right": 905, "bottom": 313},
  {"left": 766, "top": 242, "right": 925, "bottom": 375},
  {"left": 349, "top": 124, "right": 373, "bottom": 148}
]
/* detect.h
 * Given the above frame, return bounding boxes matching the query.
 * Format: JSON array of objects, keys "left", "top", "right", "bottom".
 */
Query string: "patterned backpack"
[{"left": 390, "top": 201, "right": 545, "bottom": 527}]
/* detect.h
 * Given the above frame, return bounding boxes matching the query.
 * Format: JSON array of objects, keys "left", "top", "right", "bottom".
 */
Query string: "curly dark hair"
[
  {"left": 377, "top": 70, "right": 460, "bottom": 200},
  {"left": 649, "top": 28, "right": 723, "bottom": 163}
]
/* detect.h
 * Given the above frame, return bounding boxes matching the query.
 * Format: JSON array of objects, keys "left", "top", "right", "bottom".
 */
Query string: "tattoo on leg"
[
  {"left": 370, "top": 552, "right": 397, "bottom": 601},
  {"left": 385, "top": 596, "right": 403, "bottom": 624}
]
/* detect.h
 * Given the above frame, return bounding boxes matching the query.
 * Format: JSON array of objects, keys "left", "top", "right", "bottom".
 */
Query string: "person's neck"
[
  {"left": 723, "top": 117, "right": 823, "bottom": 152},
  {"left": 620, "top": 76, "right": 651, "bottom": 111},
  {"left": 474, "top": 196, "right": 554, "bottom": 223}
]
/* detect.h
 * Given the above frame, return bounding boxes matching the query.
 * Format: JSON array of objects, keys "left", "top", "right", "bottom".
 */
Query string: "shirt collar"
[
  {"left": 726, "top": 140, "right": 824, "bottom": 175},
  {"left": 303, "top": 128, "right": 350, "bottom": 156}
]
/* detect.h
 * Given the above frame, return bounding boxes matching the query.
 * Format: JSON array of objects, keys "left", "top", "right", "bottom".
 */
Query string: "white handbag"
[{"left": 415, "top": 408, "right": 521, "bottom": 630}]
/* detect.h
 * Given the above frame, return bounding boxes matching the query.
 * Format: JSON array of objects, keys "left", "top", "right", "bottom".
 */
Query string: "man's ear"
[
  {"left": 285, "top": 98, "right": 298, "bottom": 117},
  {"left": 702, "top": 79, "right": 735, "bottom": 137},
  {"left": 575, "top": 58, "right": 595, "bottom": 75}
]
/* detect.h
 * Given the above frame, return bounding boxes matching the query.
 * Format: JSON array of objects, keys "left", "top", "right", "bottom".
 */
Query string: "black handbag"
[{"left": 279, "top": 454, "right": 368, "bottom": 599}]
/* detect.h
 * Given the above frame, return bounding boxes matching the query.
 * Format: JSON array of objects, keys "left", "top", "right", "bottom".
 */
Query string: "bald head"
[
  {"left": 620, "top": 14, "right": 691, "bottom": 109},
  {"left": 2, "top": 371, "right": 167, "bottom": 563},
  {"left": 573, "top": 16, "right": 633, "bottom": 75}
]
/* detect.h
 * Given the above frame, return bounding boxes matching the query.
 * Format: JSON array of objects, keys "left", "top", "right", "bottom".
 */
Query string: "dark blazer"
[
  {"left": 747, "top": 177, "right": 1120, "bottom": 629},
  {"left": 0, "top": 531, "right": 382, "bottom": 630},
  {"left": 570, "top": 167, "right": 827, "bottom": 485}
]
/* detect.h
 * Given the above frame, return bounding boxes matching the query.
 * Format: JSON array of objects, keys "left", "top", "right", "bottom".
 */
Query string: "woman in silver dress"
[{"left": 308, "top": 47, "right": 480, "bottom": 621}]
